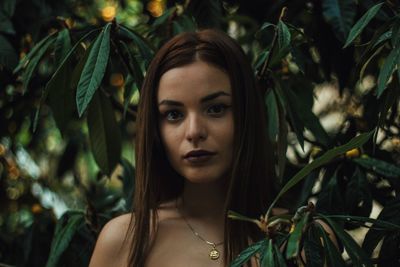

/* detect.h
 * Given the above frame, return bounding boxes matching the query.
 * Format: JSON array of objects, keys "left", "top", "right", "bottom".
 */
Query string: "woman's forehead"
[{"left": 157, "top": 61, "right": 232, "bottom": 103}]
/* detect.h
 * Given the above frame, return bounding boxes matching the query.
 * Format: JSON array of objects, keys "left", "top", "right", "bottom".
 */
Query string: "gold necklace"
[{"left": 176, "top": 201, "right": 224, "bottom": 260}]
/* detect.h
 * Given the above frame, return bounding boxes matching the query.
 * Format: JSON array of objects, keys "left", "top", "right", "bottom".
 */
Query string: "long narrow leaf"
[
  {"left": 54, "top": 28, "right": 72, "bottom": 65},
  {"left": 267, "top": 131, "right": 374, "bottom": 216},
  {"left": 273, "top": 243, "right": 287, "bottom": 267},
  {"left": 316, "top": 223, "right": 346, "bottom": 267},
  {"left": 21, "top": 36, "right": 56, "bottom": 93},
  {"left": 277, "top": 20, "right": 291, "bottom": 52},
  {"left": 318, "top": 215, "right": 400, "bottom": 231},
  {"left": 353, "top": 156, "right": 400, "bottom": 178},
  {"left": 13, "top": 32, "right": 56, "bottom": 74},
  {"left": 344, "top": 2, "right": 384, "bottom": 48},
  {"left": 260, "top": 239, "right": 274, "bottom": 267},
  {"left": 118, "top": 26, "right": 154, "bottom": 67},
  {"left": 377, "top": 48, "right": 400, "bottom": 98},
  {"left": 286, "top": 212, "right": 309, "bottom": 259},
  {"left": 87, "top": 90, "right": 122, "bottom": 175},
  {"left": 45, "top": 212, "right": 84, "bottom": 267},
  {"left": 230, "top": 239, "right": 267, "bottom": 267},
  {"left": 318, "top": 214, "right": 373, "bottom": 267},
  {"left": 322, "top": 0, "right": 356, "bottom": 42},
  {"left": 304, "top": 224, "right": 325, "bottom": 267},
  {"left": 76, "top": 23, "right": 111, "bottom": 117}
]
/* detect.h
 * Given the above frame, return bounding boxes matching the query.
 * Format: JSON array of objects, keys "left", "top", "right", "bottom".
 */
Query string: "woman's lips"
[
  {"left": 185, "top": 154, "right": 215, "bottom": 163},
  {"left": 184, "top": 150, "right": 216, "bottom": 164}
]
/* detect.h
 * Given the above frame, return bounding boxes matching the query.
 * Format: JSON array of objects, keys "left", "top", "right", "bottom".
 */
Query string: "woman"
[{"left": 89, "top": 29, "right": 276, "bottom": 267}]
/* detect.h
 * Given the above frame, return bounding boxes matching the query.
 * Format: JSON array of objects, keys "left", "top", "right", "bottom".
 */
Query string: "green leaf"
[
  {"left": 390, "top": 20, "right": 400, "bottom": 48},
  {"left": 152, "top": 7, "right": 176, "bottom": 28},
  {"left": 257, "top": 22, "right": 275, "bottom": 34},
  {"left": 353, "top": 157, "right": 400, "bottom": 178},
  {"left": 260, "top": 239, "right": 274, "bottom": 267},
  {"left": 118, "top": 26, "right": 154, "bottom": 67},
  {"left": 40, "top": 29, "right": 98, "bottom": 134},
  {"left": 287, "top": 77, "right": 330, "bottom": 147},
  {"left": 87, "top": 90, "right": 122, "bottom": 176},
  {"left": 47, "top": 57, "right": 74, "bottom": 136},
  {"left": 45, "top": 211, "right": 85, "bottom": 267},
  {"left": 172, "top": 15, "right": 197, "bottom": 35},
  {"left": 373, "top": 30, "right": 392, "bottom": 49},
  {"left": 318, "top": 214, "right": 373, "bottom": 267},
  {"left": 267, "top": 131, "right": 374, "bottom": 216},
  {"left": 119, "top": 158, "right": 135, "bottom": 210},
  {"left": 227, "top": 210, "right": 259, "bottom": 224},
  {"left": 273, "top": 243, "right": 287, "bottom": 267},
  {"left": 319, "top": 215, "right": 400, "bottom": 231},
  {"left": 76, "top": 23, "right": 111, "bottom": 117},
  {"left": 304, "top": 224, "right": 325, "bottom": 267},
  {"left": 278, "top": 81, "right": 305, "bottom": 149},
  {"left": 14, "top": 32, "right": 57, "bottom": 74},
  {"left": 276, "top": 88, "right": 288, "bottom": 182},
  {"left": 277, "top": 20, "right": 291, "bottom": 52},
  {"left": 123, "top": 74, "right": 139, "bottom": 119},
  {"left": 0, "top": 17, "right": 15, "bottom": 35},
  {"left": 254, "top": 50, "right": 269, "bottom": 70},
  {"left": 296, "top": 171, "right": 319, "bottom": 207},
  {"left": 265, "top": 89, "right": 279, "bottom": 141},
  {"left": 316, "top": 223, "right": 346, "bottom": 267},
  {"left": 21, "top": 36, "right": 56, "bottom": 93},
  {"left": 230, "top": 239, "right": 267, "bottom": 267},
  {"left": 377, "top": 48, "right": 400, "bottom": 98},
  {"left": 54, "top": 29, "right": 72, "bottom": 65},
  {"left": 345, "top": 167, "right": 372, "bottom": 216},
  {"left": 186, "top": 0, "right": 222, "bottom": 28},
  {"left": 316, "top": 169, "right": 345, "bottom": 215},
  {"left": 363, "top": 198, "right": 400, "bottom": 255},
  {"left": 117, "top": 39, "right": 145, "bottom": 89},
  {"left": 322, "top": 0, "right": 356, "bottom": 42},
  {"left": 286, "top": 212, "right": 309, "bottom": 259},
  {"left": 46, "top": 29, "right": 73, "bottom": 134},
  {"left": 0, "top": 0, "right": 16, "bottom": 17},
  {"left": 0, "top": 34, "right": 18, "bottom": 69},
  {"left": 378, "top": 232, "right": 400, "bottom": 264},
  {"left": 359, "top": 45, "right": 384, "bottom": 81},
  {"left": 344, "top": 2, "right": 384, "bottom": 48}
]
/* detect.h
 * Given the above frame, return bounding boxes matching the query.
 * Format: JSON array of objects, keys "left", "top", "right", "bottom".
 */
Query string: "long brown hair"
[{"left": 128, "top": 29, "right": 275, "bottom": 266}]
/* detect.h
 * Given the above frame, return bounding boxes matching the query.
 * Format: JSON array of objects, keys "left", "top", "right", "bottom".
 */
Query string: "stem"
[
  {"left": 258, "top": 6, "right": 288, "bottom": 81},
  {"left": 262, "top": 7, "right": 288, "bottom": 221},
  {"left": 111, "top": 38, "right": 137, "bottom": 84},
  {"left": 100, "top": 87, "right": 137, "bottom": 119}
]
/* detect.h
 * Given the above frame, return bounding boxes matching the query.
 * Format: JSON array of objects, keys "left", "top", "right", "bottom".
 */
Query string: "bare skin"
[
  {"left": 89, "top": 61, "right": 337, "bottom": 266},
  {"left": 90, "top": 61, "right": 234, "bottom": 267},
  {"left": 89, "top": 197, "right": 229, "bottom": 267}
]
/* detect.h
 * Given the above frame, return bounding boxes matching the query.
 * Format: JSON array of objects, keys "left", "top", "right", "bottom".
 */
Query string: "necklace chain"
[
  {"left": 180, "top": 212, "right": 224, "bottom": 247},
  {"left": 176, "top": 199, "right": 224, "bottom": 260}
]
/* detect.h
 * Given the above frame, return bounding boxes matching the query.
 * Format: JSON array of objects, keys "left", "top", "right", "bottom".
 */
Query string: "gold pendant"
[{"left": 209, "top": 248, "right": 220, "bottom": 260}]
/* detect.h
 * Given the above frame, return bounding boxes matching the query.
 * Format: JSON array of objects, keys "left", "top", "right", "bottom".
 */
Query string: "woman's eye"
[
  {"left": 164, "top": 110, "right": 183, "bottom": 121},
  {"left": 207, "top": 104, "right": 229, "bottom": 116}
]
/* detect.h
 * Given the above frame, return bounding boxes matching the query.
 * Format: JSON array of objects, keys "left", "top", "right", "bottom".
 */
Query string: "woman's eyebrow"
[
  {"left": 158, "top": 91, "right": 231, "bottom": 107},
  {"left": 200, "top": 91, "right": 231, "bottom": 103},
  {"left": 158, "top": 100, "right": 183, "bottom": 107}
]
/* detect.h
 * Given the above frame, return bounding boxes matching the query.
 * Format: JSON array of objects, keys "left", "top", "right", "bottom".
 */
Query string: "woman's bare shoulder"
[{"left": 89, "top": 213, "right": 134, "bottom": 267}]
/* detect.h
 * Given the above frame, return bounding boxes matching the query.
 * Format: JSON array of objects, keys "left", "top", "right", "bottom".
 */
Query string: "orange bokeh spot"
[
  {"left": 102, "top": 6, "right": 116, "bottom": 22},
  {"left": 147, "top": 1, "right": 164, "bottom": 17},
  {"left": 110, "top": 73, "right": 124, "bottom": 87}
]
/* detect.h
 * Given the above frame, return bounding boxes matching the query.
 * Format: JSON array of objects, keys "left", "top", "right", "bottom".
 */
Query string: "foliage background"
[{"left": 0, "top": 0, "right": 399, "bottom": 266}]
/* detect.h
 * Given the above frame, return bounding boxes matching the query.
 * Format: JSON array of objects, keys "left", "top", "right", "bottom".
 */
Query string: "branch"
[{"left": 257, "top": 7, "right": 288, "bottom": 82}]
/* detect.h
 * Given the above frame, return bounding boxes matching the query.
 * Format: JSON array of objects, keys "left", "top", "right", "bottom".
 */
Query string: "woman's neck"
[{"left": 178, "top": 179, "right": 228, "bottom": 224}]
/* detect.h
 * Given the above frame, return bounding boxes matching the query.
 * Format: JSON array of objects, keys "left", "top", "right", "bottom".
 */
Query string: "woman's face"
[{"left": 157, "top": 60, "right": 234, "bottom": 184}]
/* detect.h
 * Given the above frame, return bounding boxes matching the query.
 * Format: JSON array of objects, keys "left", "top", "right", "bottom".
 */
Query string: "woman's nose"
[{"left": 185, "top": 113, "right": 207, "bottom": 144}]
